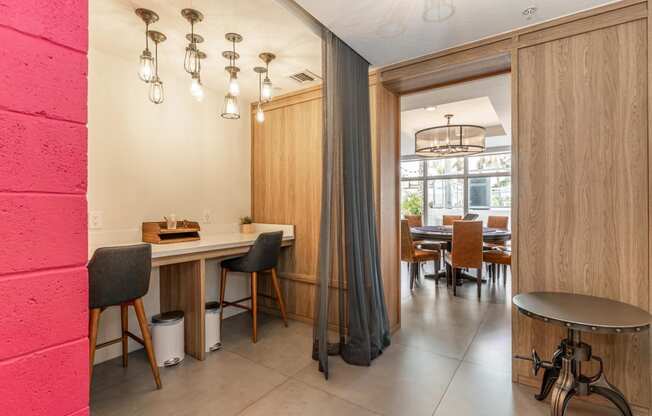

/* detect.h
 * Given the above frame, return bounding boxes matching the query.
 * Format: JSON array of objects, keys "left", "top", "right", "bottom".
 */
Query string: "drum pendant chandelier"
[{"left": 414, "top": 114, "right": 486, "bottom": 158}]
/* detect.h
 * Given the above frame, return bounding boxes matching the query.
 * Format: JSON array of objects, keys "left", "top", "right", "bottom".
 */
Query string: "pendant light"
[
  {"left": 259, "top": 52, "right": 276, "bottom": 101},
  {"left": 221, "top": 33, "right": 242, "bottom": 119},
  {"left": 415, "top": 114, "right": 485, "bottom": 157},
  {"left": 134, "top": 8, "right": 159, "bottom": 82},
  {"left": 147, "top": 30, "right": 166, "bottom": 104},
  {"left": 253, "top": 66, "right": 267, "bottom": 123},
  {"left": 190, "top": 51, "right": 206, "bottom": 102},
  {"left": 181, "top": 9, "right": 204, "bottom": 75}
]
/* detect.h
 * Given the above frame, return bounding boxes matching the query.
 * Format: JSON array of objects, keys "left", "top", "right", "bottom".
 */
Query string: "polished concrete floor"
[{"left": 91, "top": 264, "right": 621, "bottom": 415}]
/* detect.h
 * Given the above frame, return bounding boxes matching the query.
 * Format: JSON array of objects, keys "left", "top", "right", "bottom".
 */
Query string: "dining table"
[{"left": 410, "top": 225, "right": 512, "bottom": 282}]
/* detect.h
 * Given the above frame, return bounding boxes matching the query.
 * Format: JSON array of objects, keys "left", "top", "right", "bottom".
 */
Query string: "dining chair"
[
  {"left": 444, "top": 221, "right": 484, "bottom": 297},
  {"left": 219, "top": 231, "right": 288, "bottom": 343},
  {"left": 405, "top": 214, "right": 422, "bottom": 228},
  {"left": 442, "top": 215, "right": 463, "bottom": 226},
  {"left": 483, "top": 247, "right": 511, "bottom": 284},
  {"left": 401, "top": 220, "right": 440, "bottom": 289},
  {"left": 88, "top": 244, "right": 162, "bottom": 389},
  {"left": 487, "top": 215, "right": 509, "bottom": 230}
]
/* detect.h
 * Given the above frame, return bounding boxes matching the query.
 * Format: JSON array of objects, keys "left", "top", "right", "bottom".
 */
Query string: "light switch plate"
[
  {"left": 89, "top": 211, "right": 103, "bottom": 229},
  {"left": 202, "top": 209, "right": 212, "bottom": 224}
]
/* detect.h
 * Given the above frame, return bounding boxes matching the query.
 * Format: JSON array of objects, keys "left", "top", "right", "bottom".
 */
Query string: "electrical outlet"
[
  {"left": 202, "top": 209, "right": 212, "bottom": 224},
  {"left": 89, "top": 211, "right": 103, "bottom": 229}
]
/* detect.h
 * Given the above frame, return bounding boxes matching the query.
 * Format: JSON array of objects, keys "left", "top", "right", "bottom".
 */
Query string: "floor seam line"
[
  {"left": 431, "top": 358, "right": 465, "bottom": 416},
  {"left": 233, "top": 378, "right": 292, "bottom": 416}
]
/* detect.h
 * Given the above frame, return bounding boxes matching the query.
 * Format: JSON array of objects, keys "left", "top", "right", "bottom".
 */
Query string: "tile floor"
[{"left": 91, "top": 264, "right": 622, "bottom": 415}]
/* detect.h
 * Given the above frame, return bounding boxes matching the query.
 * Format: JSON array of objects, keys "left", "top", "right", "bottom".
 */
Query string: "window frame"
[{"left": 400, "top": 149, "right": 512, "bottom": 224}]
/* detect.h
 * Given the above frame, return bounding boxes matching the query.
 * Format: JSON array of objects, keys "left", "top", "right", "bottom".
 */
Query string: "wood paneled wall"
[
  {"left": 250, "top": 75, "right": 400, "bottom": 331},
  {"left": 378, "top": 0, "right": 651, "bottom": 413}
]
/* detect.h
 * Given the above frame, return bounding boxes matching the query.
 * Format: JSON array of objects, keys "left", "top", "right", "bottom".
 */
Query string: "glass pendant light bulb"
[
  {"left": 190, "top": 76, "right": 204, "bottom": 102},
  {"left": 256, "top": 104, "right": 265, "bottom": 123},
  {"left": 261, "top": 77, "right": 273, "bottom": 101},
  {"left": 228, "top": 72, "right": 240, "bottom": 96},
  {"left": 149, "top": 77, "right": 164, "bottom": 104},
  {"left": 221, "top": 93, "right": 239, "bottom": 119},
  {"left": 138, "top": 50, "right": 154, "bottom": 82}
]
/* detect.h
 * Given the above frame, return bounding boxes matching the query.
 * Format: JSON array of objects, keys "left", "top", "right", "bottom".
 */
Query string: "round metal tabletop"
[
  {"left": 411, "top": 225, "right": 512, "bottom": 243},
  {"left": 513, "top": 292, "right": 651, "bottom": 334}
]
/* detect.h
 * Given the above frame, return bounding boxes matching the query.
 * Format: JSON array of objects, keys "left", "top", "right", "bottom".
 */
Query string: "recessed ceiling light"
[
  {"left": 522, "top": 6, "right": 537, "bottom": 20},
  {"left": 425, "top": 106, "right": 437, "bottom": 111}
]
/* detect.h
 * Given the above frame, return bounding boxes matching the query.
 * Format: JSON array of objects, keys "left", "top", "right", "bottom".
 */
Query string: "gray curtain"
[{"left": 313, "top": 29, "right": 391, "bottom": 379}]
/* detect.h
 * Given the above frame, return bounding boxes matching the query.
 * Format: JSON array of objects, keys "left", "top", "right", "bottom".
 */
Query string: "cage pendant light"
[
  {"left": 147, "top": 30, "right": 166, "bottom": 104},
  {"left": 220, "top": 33, "right": 242, "bottom": 119},
  {"left": 259, "top": 52, "right": 276, "bottom": 101},
  {"left": 181, "top": 9, "right": 204, "bottom": 75},
  {"left": 135, "top": 9, "right": 159, "bottom": 82},
  {"left": 414, "top": 114, "right": 485, "bottom": 158},
  {"left": 190, "top": 51, "right": 206, "bottom": 102},
  {"left": 254, "top": 66, "right": 267, "bottom": 123}
]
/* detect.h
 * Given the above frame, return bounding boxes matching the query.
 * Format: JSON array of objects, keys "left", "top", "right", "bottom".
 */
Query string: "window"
[{"left": 400, "top": 151, "right": 512, "bottom": 226}]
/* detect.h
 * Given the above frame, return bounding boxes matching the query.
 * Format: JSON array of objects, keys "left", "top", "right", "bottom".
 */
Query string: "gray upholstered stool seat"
[
  {"left": 88, "top": 243, "right": 161, "bottom": 389},
  {"left": 219, "top": 231, "right": 288, "bottom": 343}
]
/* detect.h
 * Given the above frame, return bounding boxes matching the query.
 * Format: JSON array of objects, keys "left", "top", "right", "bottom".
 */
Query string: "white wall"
[{"left": 88, "top": 48, "right": 252, "bottom": 363}]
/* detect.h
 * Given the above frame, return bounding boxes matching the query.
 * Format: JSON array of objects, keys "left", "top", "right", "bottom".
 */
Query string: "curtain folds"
[{"left": 313, "top": 29, "right": 391, "bottom": 379}]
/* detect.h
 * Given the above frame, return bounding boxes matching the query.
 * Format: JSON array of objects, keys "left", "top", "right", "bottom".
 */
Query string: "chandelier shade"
[{"left": 414, "top": 114, "right": 485, "bottom": 158}]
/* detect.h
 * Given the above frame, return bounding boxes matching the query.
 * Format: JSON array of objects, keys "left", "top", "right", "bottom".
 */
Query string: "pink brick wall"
[{"left": 0, "top": 1, "right": 89, "bottom": 415}]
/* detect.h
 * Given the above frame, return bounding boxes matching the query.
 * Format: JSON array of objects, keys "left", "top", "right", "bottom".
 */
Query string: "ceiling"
[
  {"left": 294, "top": 0, "right": 617, "bottom": 65},
  {"left": 90, "top": 0, "right": 322, "bottom": 102}
]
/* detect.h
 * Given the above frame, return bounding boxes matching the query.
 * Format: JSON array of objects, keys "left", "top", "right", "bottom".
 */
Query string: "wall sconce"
[{"left": 135, "top": 8, "right": 159, "bottom": 82}]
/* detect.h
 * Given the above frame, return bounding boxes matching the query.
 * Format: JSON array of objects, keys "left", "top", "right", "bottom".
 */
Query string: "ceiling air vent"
[{"left": 289, "top": 69, "right": 321, "bottom": 83}]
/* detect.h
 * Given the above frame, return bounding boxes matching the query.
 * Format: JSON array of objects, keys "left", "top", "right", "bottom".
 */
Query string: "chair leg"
[
  {"left": 133, "top": 298, "right": 162, "bottom": 389},
  {"left": 219, "top": 267, "right": 227, "bottom": 332},
  {"left": 270, "top": 268, "right": 288, "bottom": 327},
  {"left": 89, "top": 308, "right": 101, "bottom": 384},
  {"left": 251, "top": 272, "right": 258, "bottom": 343},
  {"left": 120, "top": 304, "right": 129, "bottom": 368},
  {"left": 504, "top": 265, "right": 508, "bottom": 285},
  {"left": 452, "top": 268, "right": 457, "bottom": 296},
  {"left": 477, "top": 265, "right": 482, "bottom": 298}
]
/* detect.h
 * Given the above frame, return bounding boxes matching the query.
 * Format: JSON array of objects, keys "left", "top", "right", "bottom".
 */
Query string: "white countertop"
[{"left": 89, "top": 223, "right": 294, "bottom": 260}]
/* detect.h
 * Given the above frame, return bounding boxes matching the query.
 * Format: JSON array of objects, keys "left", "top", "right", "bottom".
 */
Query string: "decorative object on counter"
[
  {"left": 253, "top": 66, "right": 267, "bottom": 123},
  {"left": 142, "top": 220, "right": 200, "bottom": 244},
  {"left": 513, "top": 292, "right": 651, "bottom": 416},
  {"left": 164, "top": 214, "right": 177, "bottom": 230},
  {"left": 415, "top": 114, "right": 486, "bottom": 157},
  {"left": 221, "top": 32, "right": 242, "bottom": 119},
  {"left": 259, "top": 52, "right": 276, "bottom": 101},
  {"left": 147, "top": 30, "right": 166, "bottom": 104},
  {"left": 135, "top": 8, "right": 159, "bottom": 82},
  {"left": 239, "top": 216, "right": 254, "bottom": 233}
]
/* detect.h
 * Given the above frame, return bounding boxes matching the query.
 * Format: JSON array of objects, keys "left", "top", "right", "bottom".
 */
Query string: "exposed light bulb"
[
  {"left": 256, "top": 104, "right": 265, "bottom": 123},
  {"left": 149, "top": 77, "right": 164, "bottom": 104},
  {"left": 261, "top": 77, "right": 273, "bottom": 101},
  {"left": 190, "top": 77, "right": 204, "bottom": 102},
  {"left": 221, "top": 93, "right": 240, "bottom": 119},
  {"left": 228, "top": 73, "right": 240, "bottom": 96},
  {"left": 138, "top": 50, "right": 154, "bottom": 82}
]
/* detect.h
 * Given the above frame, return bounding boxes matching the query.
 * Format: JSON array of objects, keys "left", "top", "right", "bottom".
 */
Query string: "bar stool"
[
  {"left": 219, "top": 231, "right": 288, "bottom": 343},
  {"left": 88, "top": 244, "right": 161, "bottom": 389}
]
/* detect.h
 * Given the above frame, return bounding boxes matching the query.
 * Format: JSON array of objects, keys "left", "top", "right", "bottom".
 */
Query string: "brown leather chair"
[
  {"left": 487, "top": 215, "right": 509, "bottom": 230},
  {"left": 483, "top": 248, "right": 511, "bottom": 284},
  {"left": 401, "top": 220, "right": 440, "bottom": 290},
  {"left": 442, "top": 215, "right": 463, "bottom": 226},
  {"left": 444, "top": 221, "right": 483, "bottom": 297},
  {"left": 405, "top": 215, "right": 422, "bottom": 228}
]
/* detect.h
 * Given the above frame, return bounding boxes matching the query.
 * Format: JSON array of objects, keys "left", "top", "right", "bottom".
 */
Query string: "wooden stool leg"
[
  {"left": 270, "top": 268, "right": 288, "bottom": 327},
  {"left": 219, "top": 267, "right": 227, "bottom": 332},
  {"left": 133, "top": 298, "right": 162, "bottom": 389},
  {"left": 89, "top": 308, "right": 101, "bottom": 384},
  {"left": 120, "top": 304, "right": 128, "bottom": 368},
  {"left": 251, "top": 272, "right": 258, "bottom": 343}
]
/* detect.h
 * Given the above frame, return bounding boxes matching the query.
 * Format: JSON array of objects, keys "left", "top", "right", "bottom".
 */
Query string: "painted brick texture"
[{"left": 0, "top": 0, "right": 88, "bottom": 414}]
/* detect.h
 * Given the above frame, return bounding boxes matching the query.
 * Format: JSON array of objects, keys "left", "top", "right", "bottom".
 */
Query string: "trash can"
[
  {"left": 205, "top": 301, "right": 222, "bottom": 352},
  {"left": 151, "top": 310, "right": 185, "bottom": 367}
]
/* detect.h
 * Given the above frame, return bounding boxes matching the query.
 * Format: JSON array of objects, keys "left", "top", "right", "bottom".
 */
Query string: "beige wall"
[{"left": 88, "top": 48, "right": 252, "bottom": 363}]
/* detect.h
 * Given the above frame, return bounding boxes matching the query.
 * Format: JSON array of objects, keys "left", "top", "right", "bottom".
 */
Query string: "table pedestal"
[{"left": 519, "top": 329, "right": 632, "bottom": 416}]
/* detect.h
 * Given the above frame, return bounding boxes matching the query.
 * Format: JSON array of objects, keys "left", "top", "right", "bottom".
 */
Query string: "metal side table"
[{"left": 513, "top": 292, "right": 651, "bottom": 416}]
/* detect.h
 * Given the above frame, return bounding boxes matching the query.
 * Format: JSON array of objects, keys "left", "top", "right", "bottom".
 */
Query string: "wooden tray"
[{"left": 142, "top": 220, "right": 200, "bottom": 244}]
